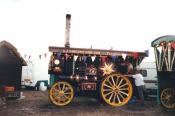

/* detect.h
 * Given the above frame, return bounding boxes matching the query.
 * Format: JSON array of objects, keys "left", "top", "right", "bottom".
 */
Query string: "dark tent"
[{"left": 0, "top": 40, "right": 27, "bottom": 98}]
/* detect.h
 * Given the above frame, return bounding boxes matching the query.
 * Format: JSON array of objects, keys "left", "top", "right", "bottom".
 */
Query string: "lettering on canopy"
[{"left": 49, "top": 47, "right": 146, "bottom": 57}]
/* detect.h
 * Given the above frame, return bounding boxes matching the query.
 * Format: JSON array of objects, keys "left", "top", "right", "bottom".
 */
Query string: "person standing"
[{"left": 132, "top": 70, "right": 145, "bottom": 107}]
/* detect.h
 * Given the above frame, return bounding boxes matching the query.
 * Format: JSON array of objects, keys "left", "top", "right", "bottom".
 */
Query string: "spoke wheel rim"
[
  {"left": 160, "top": 88, "right": 175, "bottom": 109},
  {"left": 49, "top": 81, "right": 74, "bottom": 106},
  {"left": 101, "top": 73, "right": 132, "bottom": 107}
]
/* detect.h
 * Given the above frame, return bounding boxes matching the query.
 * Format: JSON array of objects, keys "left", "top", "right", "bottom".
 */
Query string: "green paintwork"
[
  {"left": 49, "top": 74, "right": 57, "bottom": 86},
  {"left": 49, "top": 74, "right": 62, "bottom": 86},
  {"left": 151, "top": 35, "right": 175, "bottom": 47}
]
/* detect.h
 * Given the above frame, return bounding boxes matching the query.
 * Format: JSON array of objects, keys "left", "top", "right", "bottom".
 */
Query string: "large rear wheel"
[
  {"left": 160, "top": 88, "right": 175, "bottom": 109},
  {"left": 49, "top": 81, "right": 74, "bottom": 106},
  {"left": 101, "top": 73, "right": 133, "bottom": 107}
]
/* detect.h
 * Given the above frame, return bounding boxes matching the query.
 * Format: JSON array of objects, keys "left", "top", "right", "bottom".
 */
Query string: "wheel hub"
[
  {"left": 58, "top": 91, "right": 64, "bottom": 96},
  {"left": 114, "top": 87, "right": 119, "bottom": 93}
]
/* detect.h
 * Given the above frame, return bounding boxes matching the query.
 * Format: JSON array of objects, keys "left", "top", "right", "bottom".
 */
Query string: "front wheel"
[
  {"left": 160, "top": 88, "right": 175, "bottom": 109},
  {"left": 101, "top": 73, "right": 133, "bottom": 107},
  {"left": 49, "top": 81, "right": 74, "bottom": 106}
]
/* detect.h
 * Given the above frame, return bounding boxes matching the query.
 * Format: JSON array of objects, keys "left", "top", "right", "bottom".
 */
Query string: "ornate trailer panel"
[{"left": 151, "top": 35, "right": 175, "bottom": 109}]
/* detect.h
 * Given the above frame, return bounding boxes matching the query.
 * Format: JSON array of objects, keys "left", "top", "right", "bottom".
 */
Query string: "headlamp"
[{"left": 54, "top": 59, "right": 60, "bottom": 65}]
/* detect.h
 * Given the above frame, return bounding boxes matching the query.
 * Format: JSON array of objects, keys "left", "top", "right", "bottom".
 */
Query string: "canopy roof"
[
  {"left": 151, "top": 35, "right": 175, "bottom": 47},
  {"left": 0, "top": 40, "right": 27, "bottom": 66},
  {"left": 49, "top": 46, "right": 147, "bottom": 57}
]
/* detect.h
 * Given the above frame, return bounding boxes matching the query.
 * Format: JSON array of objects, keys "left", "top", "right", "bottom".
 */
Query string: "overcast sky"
[{"left": 1, "top": 0, "right": 175, "bottom": 61}]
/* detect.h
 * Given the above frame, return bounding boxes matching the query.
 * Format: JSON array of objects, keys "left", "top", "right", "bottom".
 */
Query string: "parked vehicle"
[
  {"left": 0, "top": 41, "right": 27, "bottom": 98},
  {"left": 22, "top": 56, "right": 49, "bottom": 90},
  {"left": 48, "top": 14, "right": 148, "bottom": 107},
  {"left": 137, "top": 62, "right": 157, "bottom": 89},
  {"left": 152, "top": 35, "right": 175, "bottom": 109},
  {"left": 137, "top": 61, "right": 157, "bottom": 100}
]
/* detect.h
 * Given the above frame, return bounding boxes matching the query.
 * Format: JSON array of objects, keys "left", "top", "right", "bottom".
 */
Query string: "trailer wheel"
[
  {"left": 101, "top": 73, "right": 133, "bottom": 107},
  {"left": 49, "top": 81, "right": 74, "bottom": 106},
  {"left": 160, "top": 88, "right": 175, "bottom": 109}
]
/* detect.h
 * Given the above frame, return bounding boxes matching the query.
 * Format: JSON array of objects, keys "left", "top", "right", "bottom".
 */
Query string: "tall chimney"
[{"left": 65, "top": 14, "right": 71, "bottom": 48}]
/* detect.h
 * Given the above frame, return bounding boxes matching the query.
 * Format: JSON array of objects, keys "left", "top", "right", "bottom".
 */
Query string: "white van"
[
  {"left": 137, "top": 62, "right": 157, "bottom": 89},
  {"left": 137, "top": 62, "right": 157, "bottom": 99},
  {"left": 21, "top": 56, "right": 50, "bottom": 90}
]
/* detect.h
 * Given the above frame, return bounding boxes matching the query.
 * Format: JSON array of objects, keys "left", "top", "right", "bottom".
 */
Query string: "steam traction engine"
[
  {"left": 152, "top": 35, "right": 175, "bottom": 109},
  {"left": 48, "top": 14, "right": 148, "bottom": 107}
]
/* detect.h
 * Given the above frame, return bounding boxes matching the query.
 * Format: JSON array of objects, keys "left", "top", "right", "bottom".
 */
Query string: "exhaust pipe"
[{"left": 65, "top": 14, "right": 71, "bottom": 48}]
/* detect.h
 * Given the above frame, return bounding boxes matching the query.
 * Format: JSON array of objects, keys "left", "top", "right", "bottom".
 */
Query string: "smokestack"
[{"left": 65, "top": 14, "right": 71, "bottom": 48}]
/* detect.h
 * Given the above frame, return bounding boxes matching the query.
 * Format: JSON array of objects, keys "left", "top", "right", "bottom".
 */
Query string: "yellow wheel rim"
[
  {"left": 49, "top": 81, "right": 74, "bottom": 106},
  {"left": 160, "top": 88, "right": 175, "bottom": 109},
  {"left": 101, "top": 73, "right": 133, "bottom": 107}
]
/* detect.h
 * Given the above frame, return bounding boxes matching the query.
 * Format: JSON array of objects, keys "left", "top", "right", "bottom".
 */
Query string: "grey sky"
[{"left": 1, "top": 0, "right": 175, "bottom": 61}]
